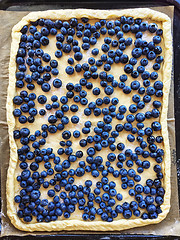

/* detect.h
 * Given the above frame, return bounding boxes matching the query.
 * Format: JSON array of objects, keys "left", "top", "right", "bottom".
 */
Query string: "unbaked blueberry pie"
[{"left": 6, "top": 8, "right": 172, "bottom": 232}]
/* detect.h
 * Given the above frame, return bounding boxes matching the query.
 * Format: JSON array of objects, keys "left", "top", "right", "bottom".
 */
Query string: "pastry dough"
[{"left": 6, "top": 8, "right": 172, "bottom": 232}]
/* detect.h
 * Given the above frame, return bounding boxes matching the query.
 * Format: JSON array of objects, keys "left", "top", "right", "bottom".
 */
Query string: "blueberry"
[
  {"left": 23, "top": 215, "right": 32, "bottom": 222},
  {"left": 28, "top": 107, "right": 37, "bottom": 116},
  {"left": 156, "top": 56, "right": 164, "bottom": 64},
  {"left": 156, "top": 136, "right": 163, "bottom": 144},
  {"left": 147, "top": 51, "right": 156, "bottom": 60},
  {"left": 104, "top": 108, "right": 113, "bottom": 117},
  {"left": 61, "top": 115, "right": 69, "bottom": 125},
  {"left": 139, "top": 21, "right": 148, "bottom": 31},
  {"left": 153, "top": 62, "right": 160, "bottom": 70},
  {"left": 95, "top": 98, "right": 102, "bottom": 106},
  {"left": 91, "top": 48, "right": 99, "bottom": 56},
  {"left": 136, "top": 66, "right": 144, "bottom": 75},
  {"left": 140, "top": 160, "right": 150, "bottom": 170},
  {"left": 154, "top": 81, "right": 163, "bottom": 90},
  {"left": 29, "top": 26, "right": 37, "bottom": 34},
  {"left": 106, "top": 153, "right": 116, "bottom": 162},
  {"left": 132, "top": 48, "right": 142, "bottom": 58},
  {"left": 153, "top": 35, "right": 161, "bottom": 44},
  {"left": 30, "top": 190, "right": 40, "bottom": 201},
  {"left": 13, "top": 95, "right": 23, "bottom": 106},
  {"left": 154, "top": 164, "right": 162, "bottom": 174},
  {"left": 131, "top": 96, "right": 140, "bottom": 107},
  {"left": 122, "top": 85, "right": 131, "bottom": 94},
  {"left": 147, "top": 23, "right": 157, "bottom": 33},
  {"left": 119, "top": 75, "right": 127, "bottom": 84},
  {"left": 155, "top": 47, "right": 162, "bottom": 55},
  {"left": 143, "top": 95, "right": 151, "bottom": 103},
  {"left": 41, "top": 82, "right": 50, "bottom": 92},
  {"left": 90, "top": 36, "right": 98, "bottom": 44},
  {"left": 103, "top": 85, "right": 113, "bottom": 95},
  {"left": 54, "top": 50, "right": 62, "bottom": 59},
  {"left": 127, "top": 134, "right": 135, "bottom": 142},
  {"left": 122, "top": 209, "right": 132, "bottom": 219},
  {"left": 19, "top": 114, "right": 28, "bottom": 124},
  {"left": 40, "top": 36, "right": 49, "bottom": 46},
  {"left": 74, "top": 51, "right": 83, "bottom": 61},
  {"left": 146, "top": 204, "right": 156, "bottom": 214},
  {"left": 151, "top": 109, "right": 159, "bottom": 118},
  {"left": 13, "top": 108, "right": 22, "bottom": 117},
  {"left": 129, "top": 104, "right": 137, "bottom": 113},
  {"left": 101, "top": 43, "right": 109, "bottom": 53},
  {"left": 82, "top": 42, "right": 90, "bottom": 50},
  {"left": 65, "top": 66, "right": 74, "bottom": 75},
  {"left": 51, "top": 68, "right": 58, "bottom": 76},
  {"left": 117, "top": 51, "right": 127, "bottom": 63},
  {"left": 84, "top": 108, "right": 91, "bottom": 116},
  {"left": 151, "top": 121, "right": 161, "bottom": 131},
  {"left": 155, "top": 89, "right": 163, "bottom": 97}
]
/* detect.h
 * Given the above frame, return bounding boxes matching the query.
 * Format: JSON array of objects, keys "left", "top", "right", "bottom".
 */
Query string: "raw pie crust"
[{"left": 6, "top": 8, "right": 172, "bottom": 232}]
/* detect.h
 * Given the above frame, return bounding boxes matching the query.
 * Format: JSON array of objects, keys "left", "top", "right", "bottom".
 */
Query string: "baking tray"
[{"left": 0, "top": 0, "right": 180, "bottom": 239}]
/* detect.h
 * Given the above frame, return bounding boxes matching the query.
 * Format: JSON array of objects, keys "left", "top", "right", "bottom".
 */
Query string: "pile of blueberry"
[{"left": 13, "top": 16, "right": 165, "bottom": 223}]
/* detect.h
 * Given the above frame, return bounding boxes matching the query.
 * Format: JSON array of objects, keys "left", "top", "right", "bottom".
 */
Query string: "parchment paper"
[{"left": 0, "top": 5, "right": 179, "bottom": 236}]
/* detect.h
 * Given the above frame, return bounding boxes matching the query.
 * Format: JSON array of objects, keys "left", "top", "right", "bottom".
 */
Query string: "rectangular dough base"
[{"left": 6, "top": 8, "right": 172, "bottom": 232}]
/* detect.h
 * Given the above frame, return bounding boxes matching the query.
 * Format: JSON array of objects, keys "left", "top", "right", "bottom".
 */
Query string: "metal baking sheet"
[{"left": 0, "top": 0, "right": 180, "bottom": 239}]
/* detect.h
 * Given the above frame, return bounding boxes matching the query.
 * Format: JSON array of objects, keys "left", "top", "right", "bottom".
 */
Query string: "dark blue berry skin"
[
  {"left": 154, "top": 46, "right": 162, "bottom": 55},
  {"left": 74, "top": 52, "right": 83, "bottom": 61},
  {"left": 147, "top": 51, "right": 156, "bottom": 60},
  {"left": 66, "top": 66, "right": 74, "bottom": 75},
  {"left": 129, "top": 104, "right": 137, "bottom": 113},
  {"left": 119, "top": 74, "right": 127, "bottom": 83},
  {"left": 13, "top": 109, "right": 22, "bottom": 117},
  {"left": 127, "top": 134, "right": 135, "bottom": 142},
  {"left": 154, "top": 81, "right": 163, "bottom": 90},
  {"left": 55, "top": 50, "right": 62, "bottom": 58}
]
